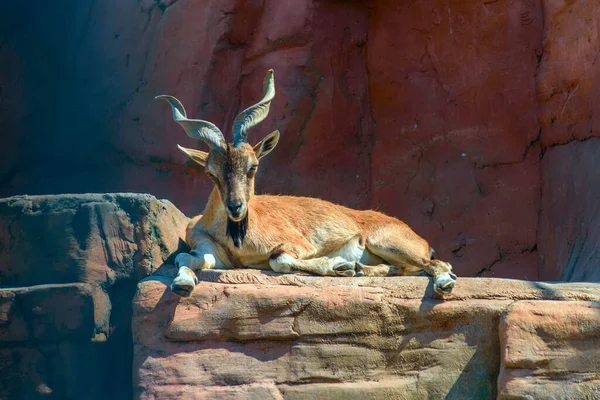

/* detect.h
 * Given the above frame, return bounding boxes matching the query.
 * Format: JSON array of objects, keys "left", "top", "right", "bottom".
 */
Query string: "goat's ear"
[
  {"left": 177, "top": 144, "right": 208, "bottom": 167},
  {"left": 253, "top": 130, "right": 280, "bottom": 160}
]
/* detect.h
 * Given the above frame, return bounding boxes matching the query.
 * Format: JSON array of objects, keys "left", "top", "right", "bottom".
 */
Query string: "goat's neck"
[
  {"left": 202, "top": 187, "right": 251, "bottom": 248},
  {"left": 201, "top": 188, "right": 227, "bottom": 225}
]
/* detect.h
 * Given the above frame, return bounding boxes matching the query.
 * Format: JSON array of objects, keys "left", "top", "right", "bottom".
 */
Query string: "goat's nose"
[{"left": 227, "top": 202, "right": 243, "bottom": 215}]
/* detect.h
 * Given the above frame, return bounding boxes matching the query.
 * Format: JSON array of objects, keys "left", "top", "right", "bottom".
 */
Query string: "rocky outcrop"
[
  {"left": 498, "top": 301, "right": 600, "bottom": 399},
  {"left": 0, "top": 283, "right": 101, "bottom": 398},
  {"left": 0, "top": 194, "right": 188, "bottom": 399},
  {"left": 133, "top": 269, "right": 600, "bottom": 399},
  {"left": 2, "top": 0, "right": 599, "bottom": 281},
  {"left": 0, "top": 193, "right": 188, "bottom": 288}
]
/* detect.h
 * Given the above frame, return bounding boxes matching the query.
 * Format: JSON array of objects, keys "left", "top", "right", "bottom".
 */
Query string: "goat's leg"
[
  {"left": 268, "top": 244, "right": 356, "bottom": 277},
  {"left": 172, "top": 241, "right": 228, "bottom": 297},
  {"left": 171, "top": 253, "right": 207, "bottom": 297},
  {"left": 270, "top": 253, "right": 356, "bottom": 276},
  {"left": 355, "top": 263, "right": 394, "bottom": 277},
  {"left": 364, "top": 226, "right": 457, "bottom": 295},
  {"left": 417, "top": 259, "right": 456, "bottom": 294}
]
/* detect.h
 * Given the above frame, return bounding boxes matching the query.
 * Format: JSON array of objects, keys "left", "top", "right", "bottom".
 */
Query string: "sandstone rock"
[
  {"left": 132, "top": 270, "right": 600, "bottom": 399},
  {"left": 538, "top": 139, "right": 600, "bottom": 281},
  {"left": 537, "top": 0, "right": 600, "bottom": 147},
  {"left": 367, "top": 0, "right": 542, "bottom": 279},
  {"left": 498, "top": 301, "right": 600, "bottom": 400},
  {"left": 0, "top": 193, "right": 189, "bottom": 400},
  {"left": 0, "top": 283, "right": 105, "bottom": 399},
  {"left": 0, "top": 193, "right": 188, "bottom": 287},
  {"left": 0, "top": 342, "right": 109, "bottom": 399},
  {"left": 0, "top": 283, "right": 96, "bottom": 342},
  {"left": 532, "top": 0, "right": 600, "bottom": 282}
]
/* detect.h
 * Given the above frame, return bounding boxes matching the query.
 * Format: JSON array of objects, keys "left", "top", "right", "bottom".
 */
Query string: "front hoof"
[
  {"left": 171, "top": 267, "right": 198, "bottom": 297},
  {"left": 171, "top": 282, "right": 195, "bottom": 297},
  {"left": 434, "top": 272, "right": 457, "bottom": 296}
]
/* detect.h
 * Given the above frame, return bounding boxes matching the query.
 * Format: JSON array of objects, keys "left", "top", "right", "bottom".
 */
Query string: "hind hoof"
[
  {"left": 355, "top": 262, "right": 366, "bottom": 277},
  {"left": 434, "top": 272, "right": 457, "bottom": 296}
]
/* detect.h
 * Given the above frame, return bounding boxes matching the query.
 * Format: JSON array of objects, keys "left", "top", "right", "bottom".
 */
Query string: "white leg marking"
[
  {"left": 202, "top": 253, "right": 217, "bottom": 269},
  {"left": 269, "top": 253, "right": 294, "bottom": 273},
  {"left": 171, "top": 266, "right": 198, "bottom": 297},
  {"left": 171, "top": 248, "right": 220, "bottom": 297}
]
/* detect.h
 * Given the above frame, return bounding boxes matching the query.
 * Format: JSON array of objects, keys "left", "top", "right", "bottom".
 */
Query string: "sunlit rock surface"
[{"left": 133, "top": 269, "right": 600, "bottom": 399}]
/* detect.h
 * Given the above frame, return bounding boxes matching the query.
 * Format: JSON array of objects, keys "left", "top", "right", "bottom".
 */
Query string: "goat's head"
[{"left": 156, "top": 70, "right": 279, "bottom": 222}]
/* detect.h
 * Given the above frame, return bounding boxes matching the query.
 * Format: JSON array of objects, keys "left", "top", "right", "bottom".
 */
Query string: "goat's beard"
[{"left": 226, "top": 213, "right": 248, "bottom": 248}]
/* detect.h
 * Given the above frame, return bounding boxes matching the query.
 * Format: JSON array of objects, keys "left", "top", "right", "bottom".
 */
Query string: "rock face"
[
  {"left": 537, "top": 139, "right": 600, "bottom": 282},
  {"left": 498, "top": 301, "right": 600, "bottom": 399},
  {"left": 0, "top": 194, "right": 188, "bottom": 287},
  {"left": 133, "top": 269, "right": 600, "bottom": 399},
  {"left": 0, "top": 283, "right": 100, "bottom": 399},
  {"left": 2, "top": 0, "right": 599, "bottom": 281},
  {"left": 0, "top": 194, "right": 188, "bottom": 399}
]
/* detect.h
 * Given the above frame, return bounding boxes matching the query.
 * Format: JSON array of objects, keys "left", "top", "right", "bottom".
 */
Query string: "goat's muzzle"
[{"left": 226, "top": 201, "right": 245, "bottom": 221}]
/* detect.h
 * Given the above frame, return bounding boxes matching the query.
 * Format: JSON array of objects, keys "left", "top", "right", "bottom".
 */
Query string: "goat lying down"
[{"left": 156, "top": 70, "right": 457, "bottom": 297}]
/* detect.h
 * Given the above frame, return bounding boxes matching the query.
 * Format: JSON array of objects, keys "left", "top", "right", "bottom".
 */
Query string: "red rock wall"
[
  {"left": 535, "top": 0, "right": 600, "bottom": 281},
  {"left": 367, "top": 0, "right": 542, "bottom": 279},
  {"left": 1, "top": 0, "right": 599, "bottom": 280}
]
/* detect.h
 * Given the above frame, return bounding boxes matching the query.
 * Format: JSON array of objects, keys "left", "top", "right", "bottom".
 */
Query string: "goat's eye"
[
  {"left": 205, "top": 172, "right": 215, "bottom": 180},
  {"left": 247, "top": 166, "right": 257, "bottom": 177}
]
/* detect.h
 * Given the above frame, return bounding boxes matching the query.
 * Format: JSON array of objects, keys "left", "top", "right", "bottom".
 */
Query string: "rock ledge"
[{"left": 133, "top": 270, "right": 600, "bottom": 399}]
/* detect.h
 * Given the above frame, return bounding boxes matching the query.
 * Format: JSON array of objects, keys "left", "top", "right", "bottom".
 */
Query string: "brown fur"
[
  {"left": 182, "top": 149, "right": 455, "bottom": 287},
  {"left": 188, "top": 191, "right": 433, "bottom": 272}
]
